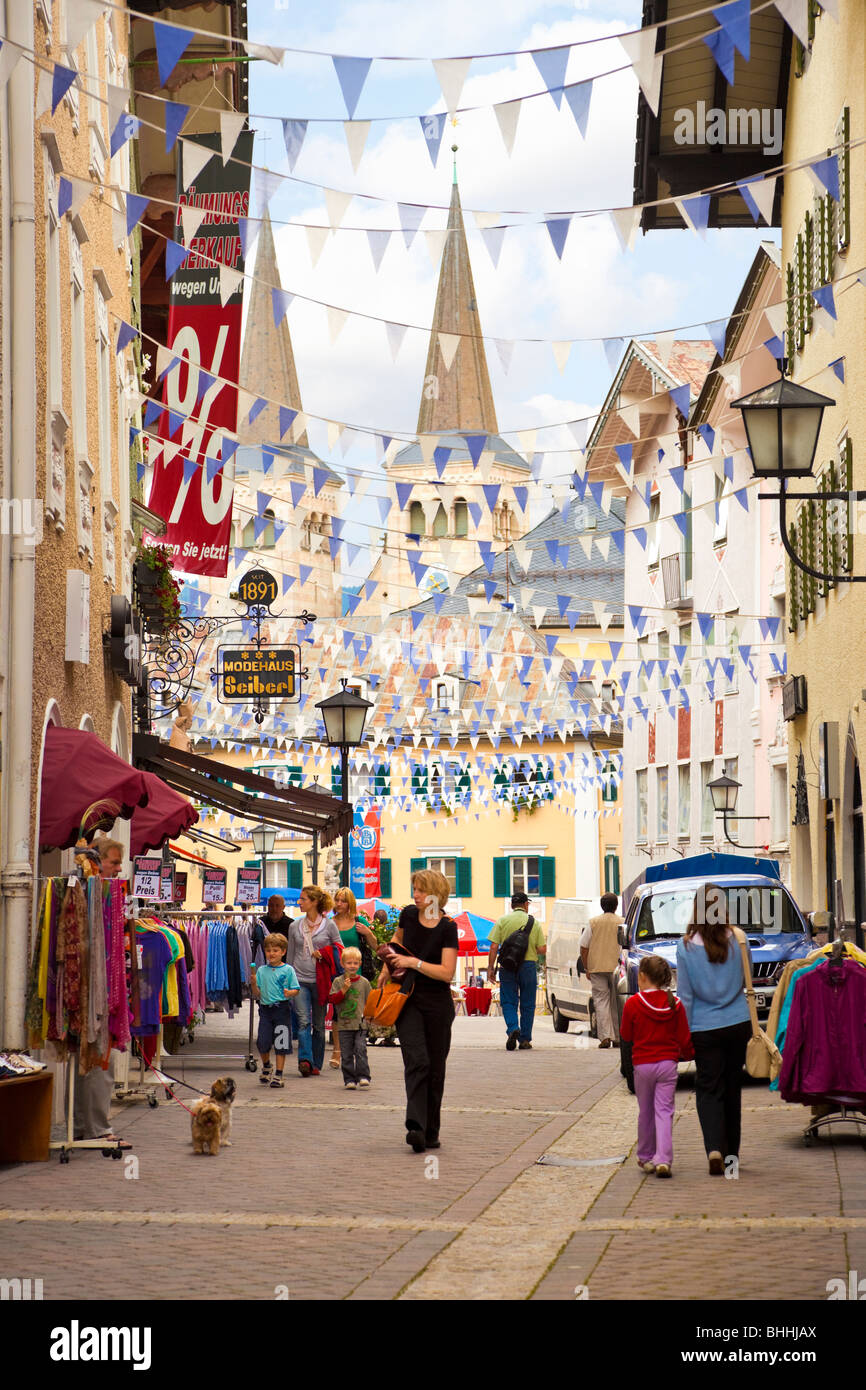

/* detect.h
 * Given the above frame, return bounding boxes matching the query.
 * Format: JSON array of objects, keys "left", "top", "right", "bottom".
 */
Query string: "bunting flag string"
[{"left": 18, "top": 37, "right": 860, "bottom": 226}]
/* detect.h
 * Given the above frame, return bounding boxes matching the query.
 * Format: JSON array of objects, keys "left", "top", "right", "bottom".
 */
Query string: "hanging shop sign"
[
  {"left": 133, "top": 856, "right": 162, "bottom": 901},
  {"left": 235, "top": 867, "right": 261, "bottom": 904},
  {"left": 217, "top": 647, "right": 300, "bottom": 703},
  {"left": 174, "top": 871, "right": 188, "bottom": 904},
  {"left": 146, "top": 130, "right": 254, "bottom": 579},
  {"left": 236, "top": 568, "right": 279, "bottom": 610},
  {"left": 349, "top": 807, "right": 381, "bottom": 899},
  {"left": 203, "top": 867, "right": 228, "bottom": 904}
]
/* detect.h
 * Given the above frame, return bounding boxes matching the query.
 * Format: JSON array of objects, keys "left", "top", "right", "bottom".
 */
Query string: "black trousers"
[
  {"left": 396, "top": 990, "right": 454, "bottom": 1141},
  {"left": 691, "top": 1020, "right": 752, "bottom": 1158}
]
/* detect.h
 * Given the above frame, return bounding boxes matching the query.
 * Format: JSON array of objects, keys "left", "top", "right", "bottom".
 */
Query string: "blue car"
[{"left": 616, "top": 874, "right": 812, "bottom": 1025}]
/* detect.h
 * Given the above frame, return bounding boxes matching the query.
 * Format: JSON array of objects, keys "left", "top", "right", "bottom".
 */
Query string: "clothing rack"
[
  {"left": 157, "top": 910, "right": 260, "bottom": 1073},
  {"left": 800, "top": 938, "right": 866, "bottom": 1144}
]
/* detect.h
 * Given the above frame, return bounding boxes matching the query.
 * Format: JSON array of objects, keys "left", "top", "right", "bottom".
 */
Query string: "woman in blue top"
[{"left": 675, "top": 885, "right": 752, "bottom": 1175}]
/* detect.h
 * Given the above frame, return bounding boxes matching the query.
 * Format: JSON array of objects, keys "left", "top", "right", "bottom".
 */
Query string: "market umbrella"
[
  {"left": 454, "top": 911, "right": 495, "bottom": 955},
  {"left": 130, "top": 771, "right": 198, "bottom": 856},
  {"left": 358, "top": 897, "right": 393, "bottom": 915},
  {"left": 39, "top": 724, "right": 151, "bottom": 851}
]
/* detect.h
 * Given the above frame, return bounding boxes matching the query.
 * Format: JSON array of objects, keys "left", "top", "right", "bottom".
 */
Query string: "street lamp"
[
  {"left": 707, "top": 775, "right": 770, "bottom": 851},
  {"left": 315, "top": 680, "right": 373, "bottom": 883},
  {"left": 732, "top": 371, "right": 865, "bottom": 585},
  {"left": 251, "top": 822, "right": 277, "bottom": 903}
]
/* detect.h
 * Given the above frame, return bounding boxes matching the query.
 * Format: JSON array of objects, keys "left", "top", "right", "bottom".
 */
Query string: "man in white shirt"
[{"left": 580, "top": 893, "right": 624, "bottom": 1049}]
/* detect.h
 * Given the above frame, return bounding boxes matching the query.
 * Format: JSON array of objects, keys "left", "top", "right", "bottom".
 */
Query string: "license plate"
[{"left": 755, "top": 993, "right": 766, "bottom": 1009}]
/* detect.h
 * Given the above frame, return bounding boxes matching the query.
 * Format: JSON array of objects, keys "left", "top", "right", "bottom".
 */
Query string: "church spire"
[
  {"left": 239, "top": 210, "right": 308, "bottom": 448},
  {"left": 416, "top": 154, "right": 498, "bottom": 437}
]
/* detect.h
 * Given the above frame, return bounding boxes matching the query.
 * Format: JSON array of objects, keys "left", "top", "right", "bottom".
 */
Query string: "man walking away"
[
  {"left": 488, "top": 893, "right": 546, "bottom": 1051},
  {"left": 580, "top": 893, "right": 624, "bottom": 1048}
]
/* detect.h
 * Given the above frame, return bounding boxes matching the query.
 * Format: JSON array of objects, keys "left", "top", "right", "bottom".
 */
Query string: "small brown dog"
[
  {"left": 209, "top": 1076, "right": 236, "bottom": 1147},
  {"left": 190, "top": 1099, "right": 222, "bottom": 1155}
]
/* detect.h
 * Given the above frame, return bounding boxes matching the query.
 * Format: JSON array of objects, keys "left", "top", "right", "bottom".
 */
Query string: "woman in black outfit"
[{"left": 379, "top": 869, "right": 458, "bottom": 1153}]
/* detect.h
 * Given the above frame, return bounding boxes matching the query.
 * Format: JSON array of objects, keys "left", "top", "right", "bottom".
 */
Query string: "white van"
[{"left": 545, "top": 899, "right": 596, "bottom": 1034}]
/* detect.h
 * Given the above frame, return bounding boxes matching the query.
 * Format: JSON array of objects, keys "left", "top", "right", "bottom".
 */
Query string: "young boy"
[
  {"left": 329, "top": 947, "right": 372, "bottom": 1090},
  {"left": 249, "top": 934, "right": 299, "bottom": 1088}
]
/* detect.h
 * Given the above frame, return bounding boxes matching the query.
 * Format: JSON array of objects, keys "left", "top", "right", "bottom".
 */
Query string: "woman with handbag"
[
  {"left": 675, "top": 885, "right": 752, "bottom": 1175},
  {"left": 377, "top": 869, "right": 458, "bottom": 1153},
  {"left": 329, "top": 888, "right": 378, "bottom": 1069}
]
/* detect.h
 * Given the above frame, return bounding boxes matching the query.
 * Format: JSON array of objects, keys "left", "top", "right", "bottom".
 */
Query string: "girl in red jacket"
[{"left": 620, "top": 955, "right": 694, "bottom": 1178}]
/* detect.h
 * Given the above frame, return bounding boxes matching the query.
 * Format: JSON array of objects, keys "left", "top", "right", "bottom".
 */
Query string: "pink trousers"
[{"left": 634, "top": 1059, "right": 678, "bottom": 1166}]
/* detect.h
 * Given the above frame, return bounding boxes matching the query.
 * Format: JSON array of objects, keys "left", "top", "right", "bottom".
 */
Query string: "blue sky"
[{"left": 240, "top": 0, "right": 776, "bottom": 481}]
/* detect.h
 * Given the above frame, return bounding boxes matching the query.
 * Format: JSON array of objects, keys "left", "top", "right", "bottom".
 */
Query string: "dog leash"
[{"left": 134, "top": 1051, "right": 203, "bottom": 1116}]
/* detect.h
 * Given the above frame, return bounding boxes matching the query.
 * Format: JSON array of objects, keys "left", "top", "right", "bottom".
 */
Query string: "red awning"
[
  {"left": 131, "top": 771, "right": 198, "bottom": 856},
  {"left": 39, "top": 725, "right": 151, "bottom": 851}
]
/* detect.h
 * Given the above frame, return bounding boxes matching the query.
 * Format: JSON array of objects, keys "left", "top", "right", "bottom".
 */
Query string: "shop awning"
[
  {"left": 39, "top": 724, "right": 151, "bottom": 851},
  {"left": 131, "top": 771, "right": 198, "bottom": 856},
  {"left": 133, "top": 733, "right": 352, "bottom": 847}
]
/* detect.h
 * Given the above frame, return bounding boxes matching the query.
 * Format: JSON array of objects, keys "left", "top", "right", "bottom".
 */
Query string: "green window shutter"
[
  {"left": 457, "top": 768, "right": 471, "bottom": 797},
  {"left": 374, "top": 764, "right": 390, "bottom": 797},
  {"left": 786, "top": 264, "right": 796, "bottom": 359},
  {"left": 795, "top": 233, "right": 806, "bottom": 350},
  {"left": 788, "top": 522, "right": 800, "bottom": 631},
  {"left": 493, "top": 771, "right": 509, "bottom": 801},
  {"left": 331, "top": 766, "right": 342, "bottom": 798},
  {"left": 455, "top": 858, "right": 472, "bottom": 898},
  {"left": 410, "top": 857, "right": 426, "bottom": 876},
  {"left": 493, "top": 858, "right": 510, "bottom": 898},
  {"left": 836, "top": 106, "right": 850, "bottom": 252},
  {"left": 411, "top": 766, "right": 428, "bottom": 797},
  {"left": 842, "top": 438, "right": 853, "bottom": 575},
  {"left": 287, "top": 860, "right": 303, "bottom": 890},
  {"left": 604, "top": 853, "right": 621, "bottom": 895},
  {"left": 245, "top": 858, "right": 260, "bottom": 870},
  {"left": 379, "top": 859, "right": 392, "bottom": 897},
  {"left": 539, "top": 857, "right": 556, "bottom": 898},
  {"left": 287, "top": 766, "right": 303, "bottom": 788}
]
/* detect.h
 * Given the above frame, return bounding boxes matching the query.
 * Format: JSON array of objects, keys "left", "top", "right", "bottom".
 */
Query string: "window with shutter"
[
  {"left": 788, "top": 521, "right": 800, "bottom": 631},
  {"left": 410, "top": 856, "right": 426, "bottom": 878},
  {"left": 379, "top": 859, "right": 392, "bottom": 897},
  {"left": 455, "top": 858, "right": 472, "bottom": 898},
  {"left": 493, "top": 858, "right": 510, "bottom": 898},
  {"left": 841, "top": 437, "right": 853, "bottom": 574},
  {"left": 539, "top": 857, "right": 556, "bottom": 898},
  {"left": 493, "top": 771, "right": 509, "bottom": 801},
  {"left": 287, "top": 860, "right": 303, "bottom": 890},
  {"left": 374, "top": 764, "right": 390, "bottom": 797},
  {"left": 411, "top": 765, "right": 428, "bottom": 798},
  {"left": 602, "top": 760, "right": 618, "bottom": 802}
]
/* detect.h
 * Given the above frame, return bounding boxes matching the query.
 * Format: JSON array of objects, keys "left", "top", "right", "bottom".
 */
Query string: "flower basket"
[{"left": 133, "top": 547, "right": 182, "bottom": 633}]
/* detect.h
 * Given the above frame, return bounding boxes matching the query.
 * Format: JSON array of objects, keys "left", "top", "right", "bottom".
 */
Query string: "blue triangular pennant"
[
  {"left": 153, "top": 20, "right": 194, "bottom": 87},
  {"left": 164, "top": 101, "right": 189, "bottom": 153},
  {"left": 532, "top": 45, "right": 570, "bottom": 108},
  {"left": 332, "top": 55, "right": 372, "bottom": 119},
  {"left": 563, "top": 79, "right": 592, "bottom": 138},
  {"left": 164, "top": 239, "right": 190, "bottom": 279},
  {"left": 419, "top": 112, "right": 446, "bottom": 166},
  {"left": 281, "top": 118, "right": 308, "bottom": 171},
  {"left": 52, "top": 63, "right": 77, "bottom": 114}
]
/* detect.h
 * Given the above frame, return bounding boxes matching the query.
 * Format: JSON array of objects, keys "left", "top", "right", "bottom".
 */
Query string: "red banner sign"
[{"left": 146, "top": 131, "right": 253, "bottom": 578}]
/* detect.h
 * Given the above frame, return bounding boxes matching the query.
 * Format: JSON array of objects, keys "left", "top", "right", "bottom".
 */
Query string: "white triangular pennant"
[
  {"left": 306, "top": 225, "right": 329, "bottom": 267},
  {"left": 219, "top": 264, "right": 243, "bottom": 307},
  {"left": 343, "top": 120, "right": 370, "bottom": 173},
  {"left": 220, "top": 112, "right": 247, "bottom": 165},
  {"left": 495, "top": 339, "right": 514, "bottom": 374},
  {"left": 366, "top": 228, "right": 390, "bottom": 272},
  {"left": 324, "top": 187, "right": 353, "bottom": 229},
  {"left": 432, "top": 57, "right": 471, "bottom": 116},
  {"left": 386, "top": 321, "right": 407, "bottom": 362},
  {"left": 438, "top": 332, "right": 460, "bottom": 371},
  {"left": 494, "top": 98, "right": 522, "bottom": 156},
  {"left": 65, "top": 0, "right": 108, "bottom": 53},
  {"left": 750, "top": 175, "right": 777, "bottom": 226},
  {"left": 182, "top": 140, "right": 213, "bottom": 191},
  {"left": 619, "top": 29, "right": 663, "bottom": 116},
  {"left": 181, "top": 203, "right": 206, "bottom": 244},
  {"left": 774, "top": 0, "right": 811, "bottom": 45},
  {"left": 610, "top": 206, "right": 641, "bottom": 253},
  {"left": 424, "top": 228, "right": 448, "bottom": 270},
  {"left": 552, "top": 341, "right": 572, "bottom": 374},
  {"left": 618, "top": 403, "right": 641, "bottom": 437},
  {"left": 653, "top": 330, "right": 675, "bottom": 366}
]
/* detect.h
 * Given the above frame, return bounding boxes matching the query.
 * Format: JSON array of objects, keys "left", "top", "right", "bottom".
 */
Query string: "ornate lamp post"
[
  {"left": 251, "top": 823, "right": 277, "bottom": 902},
  {"left": 315, "top": 681, "right": 373, "bottom": 884},
  {"left": 732, "top": 372, "right": 864, "bottom": 585},
  {"left": 708, "top": 775, "right": 771, "bottom": 851}
]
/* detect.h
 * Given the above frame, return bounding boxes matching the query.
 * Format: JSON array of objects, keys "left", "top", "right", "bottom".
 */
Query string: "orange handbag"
[{"left": 363, "top": 976, "right": 414, "bottom": 1027}]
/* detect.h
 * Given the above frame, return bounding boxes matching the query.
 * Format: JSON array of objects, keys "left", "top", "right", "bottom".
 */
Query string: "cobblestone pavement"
[{"left": 2, "top": 1009, "right": 863, "bottom": 1301}]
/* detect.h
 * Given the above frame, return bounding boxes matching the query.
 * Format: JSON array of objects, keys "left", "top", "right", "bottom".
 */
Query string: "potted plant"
[{"left": 134, "top": 542, "right": 182, "bottom": 633}]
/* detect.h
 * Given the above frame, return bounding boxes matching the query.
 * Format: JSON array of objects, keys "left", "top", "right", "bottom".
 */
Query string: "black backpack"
[{"left": 497, "top": 916, "right": 535, "bottom": 974}]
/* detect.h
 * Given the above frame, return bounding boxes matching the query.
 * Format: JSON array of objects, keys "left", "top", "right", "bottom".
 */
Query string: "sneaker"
[
  {"left": 518, "top": 1040, "right": 532, "bottom": 1050},
  {"left": 506, "top": 1031, "right": 519, "bottom": 1051},
  {"left": 655, "top": 1164, "right": 672, "bottom": 1178},
  {"left": 344, "top": 1082, "right": 358, "bottom": 1090},
  {"left": 708, "top": 1151, "right": 724, "bottom": 1176},
  {"left": 358, "top": 1078, "right": 370, "bottom": 1088},
  {"left": 298, "top": 1061, "right": 312, "bottom": 1077},
  {"left": 637, "top": 1159, "right": 656, "bottom": 1173}
]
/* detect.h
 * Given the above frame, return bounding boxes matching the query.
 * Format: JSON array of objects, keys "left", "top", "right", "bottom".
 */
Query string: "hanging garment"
[
  {"left": 131, "top": 925, "right": 173, "bottom": 1037},
  {"left": 26, "top": 881, "right": 54, "bottom": 1049},
  {"left": 779, "top": 958, "right": 866, "bottom": 1103},
  {"left": 106, "top": 881, "right": 131, "bottom": 1052},
  {"left": 769, "top": 955, "right": 826, "bottom": 1092}
]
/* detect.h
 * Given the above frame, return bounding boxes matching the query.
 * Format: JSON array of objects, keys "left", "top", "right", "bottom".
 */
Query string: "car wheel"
[{"left": 551, "top": 1001, "right": 570, "bottom": 1033}]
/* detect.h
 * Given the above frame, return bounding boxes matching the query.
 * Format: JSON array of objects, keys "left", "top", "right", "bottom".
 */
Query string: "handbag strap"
[{"left": 732, "top": 927, "right": 762, "bottom": 1037}]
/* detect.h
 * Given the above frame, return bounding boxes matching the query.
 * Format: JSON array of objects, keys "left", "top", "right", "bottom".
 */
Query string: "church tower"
[
  {"left": 363, "top": 156, "right": 529, "bottom": 615},
  {"left": 232, "top": 211, "right": 344, "bottom": 618}
]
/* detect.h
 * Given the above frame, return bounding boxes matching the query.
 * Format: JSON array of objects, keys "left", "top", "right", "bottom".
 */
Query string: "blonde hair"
[
  {"left": 263, "top": 933, "right": 288, "bottom": 953},
  {"left": 93, "top": 835, "right": 124, "bottom": 861},
  {"left": 341, "top": 946, "right": 362, "bottom": 965},
  {"left": 411, "top": 868, "right": 450, "bottom": 908},
  {"left": 334, "top": 887, "right": 357, "bottom": 916},
  {"left": 301, "top": 883, "right": 334, "bottom": 915}
]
